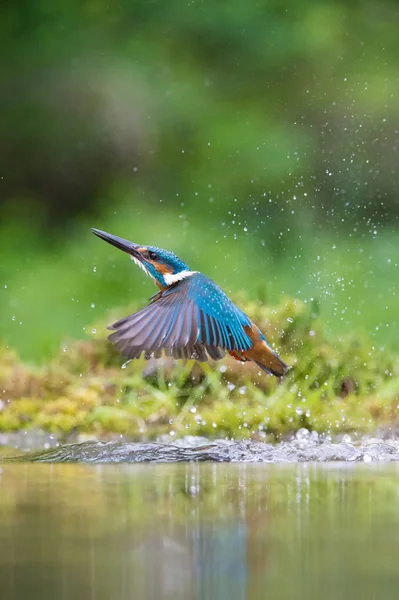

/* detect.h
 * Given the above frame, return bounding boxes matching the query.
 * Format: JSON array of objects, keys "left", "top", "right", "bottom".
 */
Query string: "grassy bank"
[{"left": 0, "top": 295, "right": 398, "bottom": 441}]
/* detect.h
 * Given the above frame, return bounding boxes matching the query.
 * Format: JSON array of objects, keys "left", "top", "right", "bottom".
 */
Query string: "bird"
[{"left": 92, "top": 228, "right": 289, "bottom": 377}]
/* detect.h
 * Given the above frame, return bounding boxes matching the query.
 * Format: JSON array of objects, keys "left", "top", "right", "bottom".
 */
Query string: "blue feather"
[
  {"left": 183, "top": 273, "right": 252, "bottom": 350},
  {"left": 199, "top": 308, "right": 211, "bottom": 346}
]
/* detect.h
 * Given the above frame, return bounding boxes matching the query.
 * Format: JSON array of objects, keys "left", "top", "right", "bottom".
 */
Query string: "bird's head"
[{"left": 92, "top": 228, "right": 194, "bottom": 288}]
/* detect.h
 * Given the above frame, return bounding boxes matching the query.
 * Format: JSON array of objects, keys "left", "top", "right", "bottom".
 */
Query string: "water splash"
[{"left": 5, "top": 432, "right": 399, "bottom": 463}]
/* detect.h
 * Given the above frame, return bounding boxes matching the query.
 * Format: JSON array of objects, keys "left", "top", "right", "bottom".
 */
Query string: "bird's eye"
[{"left": 148, "top": 251, "right": 159, "bottom": 261}]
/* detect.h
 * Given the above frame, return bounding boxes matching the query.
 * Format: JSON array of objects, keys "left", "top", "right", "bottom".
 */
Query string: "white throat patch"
[
  {"left": 163, "top": 270, "right": 197, "bottom": 286},
  {"left": 130, "top": 255, "right": 155, "bottom": 280}
]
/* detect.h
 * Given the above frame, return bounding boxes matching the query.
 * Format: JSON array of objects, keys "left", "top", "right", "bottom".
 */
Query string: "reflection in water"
[
  {"left": 193, "top": 523, "right": 247, "bottom": 600},
  {"left": 1, "top": 463, "right": 399, "bottom": 599}
]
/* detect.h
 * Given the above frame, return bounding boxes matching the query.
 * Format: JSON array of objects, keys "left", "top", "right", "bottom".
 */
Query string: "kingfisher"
[{"left": 92, "top": 228, "right": 288, "bottom": 377}]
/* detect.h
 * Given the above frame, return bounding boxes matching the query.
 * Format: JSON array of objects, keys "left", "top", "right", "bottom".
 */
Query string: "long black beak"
[{"left": 91, "top": 228, "right": 141, "bottom": 257}]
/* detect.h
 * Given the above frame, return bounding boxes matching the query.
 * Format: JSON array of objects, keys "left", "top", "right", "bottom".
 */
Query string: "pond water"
[{"left": 1, "top": 459, "right": 399, "bottom": 600}]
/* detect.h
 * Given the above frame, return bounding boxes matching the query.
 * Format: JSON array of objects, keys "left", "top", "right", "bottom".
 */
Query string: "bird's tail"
[
  {"left": 242, "top": 324, "right": 290, "bottom": 378},
  {"left": 253, "top": 348, "right": 289, "bottom": 378},
  {"left": 254, "top": 359, "right": 288, "bottom": 378}
]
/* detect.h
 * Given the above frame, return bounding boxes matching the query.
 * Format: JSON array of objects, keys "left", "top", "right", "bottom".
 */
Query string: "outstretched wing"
[{"left": 107, "top": 273, "right": 252, "bottom": 361}]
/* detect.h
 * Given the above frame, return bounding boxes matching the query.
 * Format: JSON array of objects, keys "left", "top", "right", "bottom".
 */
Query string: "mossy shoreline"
[{"left": 1, "top": 296, "right": 398, "bottom": 441}]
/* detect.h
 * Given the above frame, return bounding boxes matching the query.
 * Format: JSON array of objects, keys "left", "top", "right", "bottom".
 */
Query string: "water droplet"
[{"left": 296, "top": 428, "right": 310, "bottom": 440}]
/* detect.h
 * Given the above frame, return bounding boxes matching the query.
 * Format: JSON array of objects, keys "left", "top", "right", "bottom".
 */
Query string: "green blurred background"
[{"left": 1, "top": 0, "right": 398, "bottom": 361}]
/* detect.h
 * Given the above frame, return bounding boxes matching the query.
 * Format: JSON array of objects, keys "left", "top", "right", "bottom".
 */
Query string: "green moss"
[{"left": 0, "top": 296, "right": 398, "bottom": 439}]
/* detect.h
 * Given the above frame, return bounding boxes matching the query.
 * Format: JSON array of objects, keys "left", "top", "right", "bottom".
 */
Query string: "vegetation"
[
  {"left": 1, "top": 295, "right": 397, "bottom": 440},
  {"left": 0, "top": 1, "right": 398, "bottom": 441}
]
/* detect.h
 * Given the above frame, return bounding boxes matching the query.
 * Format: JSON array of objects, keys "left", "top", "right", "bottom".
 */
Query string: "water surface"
[{"left": 1, "top": 462, "right": 399, "bottom": 600}]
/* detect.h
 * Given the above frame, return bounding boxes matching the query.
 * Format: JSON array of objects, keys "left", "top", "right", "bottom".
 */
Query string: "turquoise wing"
[
  {"left": 181, "top": 272, "right": 252, "bottom": 351},
  {"left": 108, "top": 273, "right": 252, "bottom": 360}
]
